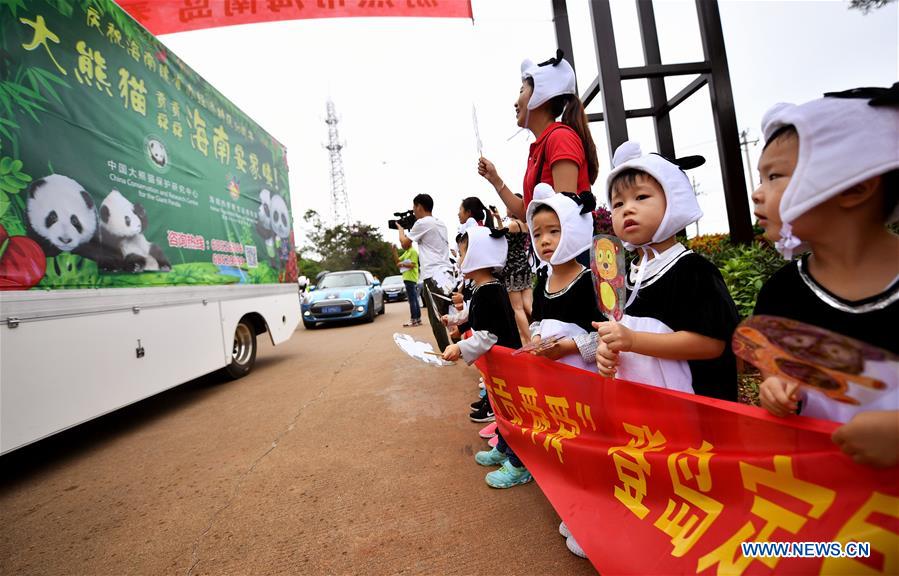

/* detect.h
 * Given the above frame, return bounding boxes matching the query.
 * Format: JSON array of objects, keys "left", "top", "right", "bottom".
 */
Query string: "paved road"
[{"left": 0, "top": 301, "right": 597, "bottom": 575}]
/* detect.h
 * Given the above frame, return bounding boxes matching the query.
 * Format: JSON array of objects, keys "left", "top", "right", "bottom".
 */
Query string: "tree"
[
  {"left": 300, "top": 210, "right": 399, "bottom": 281},
  {"left": 849, "top": 0, "right": 896, "bottom": 13}
]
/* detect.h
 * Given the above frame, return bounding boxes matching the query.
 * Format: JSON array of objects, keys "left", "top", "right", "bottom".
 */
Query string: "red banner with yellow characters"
[
  {"left": 116, "top": 0, "right": 474, "bottom": 36},
  {"left": 475, "top": 348, "right": 898, "bottom": 576}
]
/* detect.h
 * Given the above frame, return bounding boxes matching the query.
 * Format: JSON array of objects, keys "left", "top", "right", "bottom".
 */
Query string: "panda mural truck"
[{"left": 0, "top": 1, "right": 300, "bottom": 454}]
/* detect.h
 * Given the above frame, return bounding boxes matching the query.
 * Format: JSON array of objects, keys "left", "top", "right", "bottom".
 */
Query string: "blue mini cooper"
[{"left": 302, "top": 270, "right": 385, "bottom": 329}]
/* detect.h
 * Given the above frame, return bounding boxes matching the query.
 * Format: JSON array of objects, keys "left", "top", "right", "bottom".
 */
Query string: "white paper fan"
[{"left": 393, "top": 333, "right": 456, "bottom": 367}]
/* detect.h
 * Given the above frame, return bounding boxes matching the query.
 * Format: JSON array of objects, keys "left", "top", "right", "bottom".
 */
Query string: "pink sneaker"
[{"left": 478, "top": 422, "right": 497, "bottom": 439}]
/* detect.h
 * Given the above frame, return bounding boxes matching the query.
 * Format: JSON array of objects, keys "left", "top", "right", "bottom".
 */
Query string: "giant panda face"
[
  {"left": 148, "top": 139, "right": 167, "bottom": 167},
  {"left": 100, "top": 190, "right": 144, "bottom": 238},
  {"left": 26, "top": 174, "right": 98, "bottom": 251},
  {"left": 257, "top": 188, "right": 272, "bottom": 230},
  {"left": 270, "top": 193, "right": 290, "bottom": 238}
]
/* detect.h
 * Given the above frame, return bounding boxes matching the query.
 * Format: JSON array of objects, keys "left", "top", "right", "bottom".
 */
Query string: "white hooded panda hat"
[
  {"left": 521, "top": 49, "right": 577, "bottom": 111},
  {"left": 457, "top": 218, "right": 508, "bottom": 275},
  {"left": 760, "top": 84, "right": 899, "bottom": 259},
  {"left": 526, "top": 183, "right": 596, "bottom": 266},
  {"left": 605, "top": 141, "right": 705, "bottom": 252}
]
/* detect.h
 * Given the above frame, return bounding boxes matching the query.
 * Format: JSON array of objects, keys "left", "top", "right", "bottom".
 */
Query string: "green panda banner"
[{"left": 0, "top": 0, "right": 297, "bottom": 290}]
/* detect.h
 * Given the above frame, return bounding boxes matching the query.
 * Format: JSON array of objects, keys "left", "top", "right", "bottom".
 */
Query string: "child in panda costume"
[
  {"left": 752, "top": 85, "right": 899, "bottom": 467},
  {"left": 591, "top": 142, "right": 740, "bottom": 401},
  {"left": 526, "top": 183, "right": 605, "bottom": 372},
  {"left": 441, "top": 220, "right": 531, "bottom": 489}
]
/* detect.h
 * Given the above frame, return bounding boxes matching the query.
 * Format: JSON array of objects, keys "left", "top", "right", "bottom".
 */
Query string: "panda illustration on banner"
[
  {"left": 98, "top": 190, "right": 171, "bottom": 273},
  {"left": 255, "top": 187, "right": 291, "bottom": 269},
  {"left": 25, "top": 174, "right": 105, "bottom": 261}
]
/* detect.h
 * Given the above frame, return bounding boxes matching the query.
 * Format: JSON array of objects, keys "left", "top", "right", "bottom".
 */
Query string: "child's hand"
[
  {"left": 442, "top": 344, "right": 462, "bottom": 361},
  {"left": 759, "top": 376, "right": 800, "bottom": 417},
  {"left": 594, "top": 321, "right": 635, "bottom": 353},
  {"left": 596, "top": 339, "right": 619, "bottom": 377},
  {"left": 449, "top": 326, "right": 461, "bottom": 341},
  {"left": 440, "top": 314, "right": 450, "bottom": 326},
  {"left": 832, "top": 410, "right": 899, "bottom": 468},
  {"left": 451, "top": 292, "right": 464, "bottom": 305},
  {"left": 534, "top": 338, "right": 576, "bottom": 360}
]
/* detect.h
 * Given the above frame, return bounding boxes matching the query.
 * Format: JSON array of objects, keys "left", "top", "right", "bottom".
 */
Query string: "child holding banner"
[
  {"left": 525, "top": 183, "right": 605, "bottom": 372},
  {"left": 439, "top": 221, "right": 531, "bottom": 488},
  {"left": 524, "top": 182, "right": 604, "bottom": 558},
  {"left": 751, "top": 86, "right": 899, "bottom": 467},
  {"left": 591, "top": 142, "right": 740, "bottom": 401}
]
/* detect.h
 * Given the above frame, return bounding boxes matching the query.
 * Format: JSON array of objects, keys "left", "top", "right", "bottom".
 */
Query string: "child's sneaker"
[
  {"left": 470, "top": 396, "right": 485, "bottom": 412},
  {"left": 487, "top": 435, "right": 498, "bottom": 448},
  {"left": 485, "top": 461, "right": 532, "bottom": 488},
  {"left": 566, "top": 535, "right": 587, "bottom": 558},
  {"left": 478, "top": 377, "right": 485, "bottom": 390},
  {"left": 559, "top": 521, "right": 571, "bottom": 538},
  {"left": 478, "top": 422, "right": 497, "bottom": 439},
  {"left": 469, "top": 403, "right": 495, "bottom": 423},
  {"left": 475, "top": 447, "right": 508, "bottom": 466}
]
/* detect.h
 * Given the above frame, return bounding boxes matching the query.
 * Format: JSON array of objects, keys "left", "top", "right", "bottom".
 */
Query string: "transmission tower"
[{"left": 324, "top": 100, "right": 351, "bottom": 226}]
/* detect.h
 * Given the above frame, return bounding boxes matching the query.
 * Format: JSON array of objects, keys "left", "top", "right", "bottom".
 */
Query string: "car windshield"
[
  {"left": 383, "top": 275, "right": 404, "bottom": 286},
  {"left": 318, "top": 273, "right": 367, "bottom": 289}
]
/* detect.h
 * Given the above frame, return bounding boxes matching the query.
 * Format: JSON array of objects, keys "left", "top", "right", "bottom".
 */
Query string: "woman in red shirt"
[{"left": 477, "top": 50, "right": 599, "bottom": 221}]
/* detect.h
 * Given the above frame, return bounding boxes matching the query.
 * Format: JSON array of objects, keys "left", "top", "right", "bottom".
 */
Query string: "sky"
[{"left": 158, "top": 0, "right": 899, "bottom": 253}]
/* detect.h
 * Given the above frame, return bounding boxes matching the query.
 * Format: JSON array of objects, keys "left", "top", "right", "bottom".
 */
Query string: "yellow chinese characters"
[
  {"left": 543, "top": 395, "right": 582, "bottom": 464},
  {"left": 608, "top": 423, "right": 667, "bottom": 520},
  {"left": 20, "top": 14, "right": 67, "bottom": 75},
  {"left": 74, "top": 41, "right": 113, "bottom": 97},
  {"left": 249, "top": 152, "right": 260, "bottom": 180},
  {"left": 234, "top": 145, "right": 248, "bottom": 173},
  {"left": 696, "top": 455, "right": 836, "bottom": 574},
  {"left": 822, "top": 492, "right": 898, "bottom": 576},
  {"left": 653, "top": 441, "right": 723, "bottom": 557},
  {"left": 118, "top": 68, "right": 148, "bottom": 116},
  {"left": 189, "top": 108, "right": 209, "bottom": 156},
  {"left": 488, "top": 377, "right": 524, "bottom": 427},
  {"left": 519, "top": 386, "right": 552, "bottom": 442},
  {"left": 213, "top": 126, "right": 231, "bottom": 165}
]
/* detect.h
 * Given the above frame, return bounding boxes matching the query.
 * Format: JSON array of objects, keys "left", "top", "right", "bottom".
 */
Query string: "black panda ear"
[
  {"left": 27, "top": 178, "right": 46, "bottom": 199},
  {"left": 673, "top": 155, "right": 705, "bottom": 171},
  {"left": 100, "top": 204, "right": 110, "bottom": 223},
  {"left": 133, "top": 203, "right": 148, "bottom": 229},
  {"left": 80, "top": 190, "right": 94, "bottom": 209}
]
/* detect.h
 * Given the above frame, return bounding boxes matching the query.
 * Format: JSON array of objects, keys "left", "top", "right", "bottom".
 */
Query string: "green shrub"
[{"left": 689, "top": 234, "right": 786, "bottom": 318}]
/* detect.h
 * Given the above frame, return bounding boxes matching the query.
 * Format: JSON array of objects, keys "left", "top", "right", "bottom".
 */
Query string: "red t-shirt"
[{"left": 522, "top": 122, "right": 592, "bottom": 210}]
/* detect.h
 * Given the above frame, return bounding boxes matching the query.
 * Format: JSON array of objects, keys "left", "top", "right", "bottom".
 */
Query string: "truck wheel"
[
  {"left": 226, "top": 320, "right": 257, "bottom": 379},
  {"left": 365, "top": 298, "right": 376, "bottom": 323}
]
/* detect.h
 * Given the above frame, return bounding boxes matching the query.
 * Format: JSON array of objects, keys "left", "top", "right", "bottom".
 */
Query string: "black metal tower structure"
[{"left": 551, "top": 0, "right": 753, "bottom": 242}]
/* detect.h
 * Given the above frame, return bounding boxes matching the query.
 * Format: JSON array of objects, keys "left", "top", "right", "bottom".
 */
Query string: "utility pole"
[
  {"left": 324, "top": 100, "right": 351, "bottom": 226},
  {"left": 739, "top": 129, "right": 759, "bottom": 191}
]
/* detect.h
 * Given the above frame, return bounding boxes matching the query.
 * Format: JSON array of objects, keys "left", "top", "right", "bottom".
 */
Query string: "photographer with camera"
[{"left": 395, "top": 193, "right": 454, "bottom": 351}]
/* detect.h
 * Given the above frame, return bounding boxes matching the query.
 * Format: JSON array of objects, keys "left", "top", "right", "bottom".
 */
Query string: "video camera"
[{"left": 388, "top": 210, "right": 417, "bottom": 230}]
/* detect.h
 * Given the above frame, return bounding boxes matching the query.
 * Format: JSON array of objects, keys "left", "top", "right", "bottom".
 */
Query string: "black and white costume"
[
  {"left": 526, "top": 183, "right": 604, "bottom": 371},
  {"left": 755, "top": 256, "right": 899, "bottom": 421},
  {"left": 449, "top": 221, "right": 521, "bottom": 364},
  {"left": 753, "top": 86, "right": 899, "bottom": 421},
  {"left": 619, "top": 244, "right": 739, "bottom": 400},
  {"left": 581, "top": 142, "right": 739, "bottom": 399}
]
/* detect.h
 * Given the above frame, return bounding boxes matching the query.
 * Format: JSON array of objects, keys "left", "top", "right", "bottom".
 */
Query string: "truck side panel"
[{"left": 1, "top": 302, "right": 224, "bottom": 453}]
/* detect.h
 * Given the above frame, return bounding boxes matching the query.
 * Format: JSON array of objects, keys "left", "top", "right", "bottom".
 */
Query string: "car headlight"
[{"left": 354, "top": 290, "right": 367, "bottom": 301}]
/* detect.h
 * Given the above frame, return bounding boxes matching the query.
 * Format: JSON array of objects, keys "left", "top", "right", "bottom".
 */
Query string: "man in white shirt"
[{"left": 398, "top": 193, "right": 454, "bottom": 351}]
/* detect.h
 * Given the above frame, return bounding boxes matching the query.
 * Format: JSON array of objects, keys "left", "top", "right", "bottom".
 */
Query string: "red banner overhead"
[
  {"left": 116, "top": 0, "right": 473, "bottom": 35},
  {"left": 475, "top": 348, "right": 899, "bottom": 576}
]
